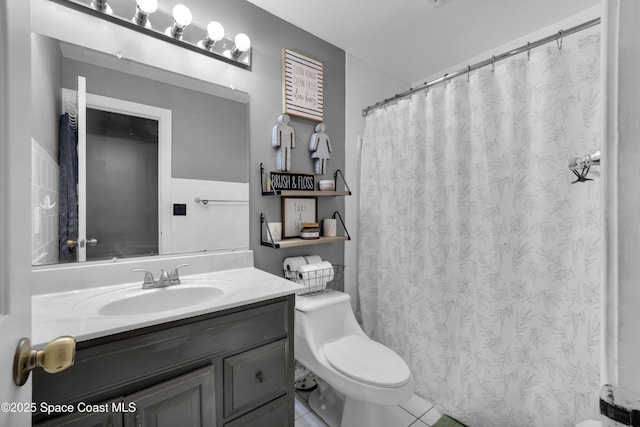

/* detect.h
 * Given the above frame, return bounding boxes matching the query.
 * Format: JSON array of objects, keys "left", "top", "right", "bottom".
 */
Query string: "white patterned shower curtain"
[{"left": 359, "top": 28, "right": 601, "bottom": 427}]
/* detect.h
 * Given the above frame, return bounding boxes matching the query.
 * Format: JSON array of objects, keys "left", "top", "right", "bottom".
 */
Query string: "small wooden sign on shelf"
[
  {"left": 267, "top": 171, "right": 315, "bottom": 192},
  {"left": 281, "top": 196, "right": 318, "bottom": 239}
]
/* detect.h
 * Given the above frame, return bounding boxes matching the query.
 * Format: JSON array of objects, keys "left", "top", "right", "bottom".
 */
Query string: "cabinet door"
[
  {"left": 34, "top": 404, "right": 123, "bottom": 427},
  {"left": 224, "top": 339, "right": 288, "bottom": 418},
  {"left": 123, "top": 365, "right": 215, "bottom": 427},
  {"left": 224, "top": 395, "right": 291, "bottom": 427}
]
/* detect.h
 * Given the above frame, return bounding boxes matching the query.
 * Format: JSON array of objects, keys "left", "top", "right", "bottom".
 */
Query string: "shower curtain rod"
[{"left": 362, "top": 17, "right": 601, "bottom": 116}]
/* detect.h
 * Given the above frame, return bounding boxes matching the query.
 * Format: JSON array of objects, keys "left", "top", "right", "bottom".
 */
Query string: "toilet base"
[
  {"left": 308, "top": 378, "right": 410, "bottom": 427},
  {"left": 308, "top": 380, "right": 343, "bottom": 427}
]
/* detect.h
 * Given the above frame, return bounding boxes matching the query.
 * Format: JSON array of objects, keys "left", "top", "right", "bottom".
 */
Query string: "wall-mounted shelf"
[
  {"left": 260, "top": 163, "right": 351, "bottom": 196},
  {"left": 261, "top": 235, "right": 349, "bottom": 249},
  {"left": 259, "top": 163, "right": 352, "bottom": 249},
  {"left": 267, "top": 190, "right": 350, "bottom": 197},
  {"left": 260, "top": 211, "right": 350, "bottom": 249}
]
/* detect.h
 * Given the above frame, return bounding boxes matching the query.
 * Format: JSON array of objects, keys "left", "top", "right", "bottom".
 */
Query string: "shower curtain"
[{"left": 359, "top": 28, "right": 601, "bottom": 427}]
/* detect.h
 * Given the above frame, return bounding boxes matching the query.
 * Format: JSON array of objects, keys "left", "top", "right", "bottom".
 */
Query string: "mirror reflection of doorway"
[{"left": 85, "top": 108, "right": 159, "bottom": 260}]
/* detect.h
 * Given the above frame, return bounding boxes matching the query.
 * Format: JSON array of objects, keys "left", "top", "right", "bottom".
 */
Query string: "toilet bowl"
[{"left": 295, "top": 291, "right": 414, "bottom": 427}]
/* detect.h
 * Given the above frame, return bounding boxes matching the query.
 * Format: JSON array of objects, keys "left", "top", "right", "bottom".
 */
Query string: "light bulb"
[
  {"left": 198, "top": 21, "right": 225, "bottom": 51},
  {"left": 234, "top": 33, "right": 251, "bottom": 52},
  {"left": 136, "top": 0, "right": 158, "bottom": 14},
  {"left": 207, "top": 21, "right": 225, "bottom": 42},
  {"left": 172, "top": 4, "right": 192, "bottom": 27},
  {"left": 132, "top": 0, "right": 157, "bottom": 27},
  {"left": 166, "top": 4, "right": 192, "bottom": 39},
  {"left": 90, "top": 0, "right": 113, "bottom": 14}
]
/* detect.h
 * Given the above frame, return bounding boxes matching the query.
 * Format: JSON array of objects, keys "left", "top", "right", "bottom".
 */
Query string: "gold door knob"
[{"left": 13, "top": 336, "right": 76, "bottom": 386}]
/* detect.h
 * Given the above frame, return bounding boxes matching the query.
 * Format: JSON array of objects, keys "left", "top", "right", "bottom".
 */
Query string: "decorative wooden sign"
[
  {"left": 267, "top": 171, "right": 315, "bottom": 192},
  {"left": 282, "top": 196, "right": 318, "bottom": 238},
  {"left": 283, "top": 49, "right": 324, "bottom": 122}
]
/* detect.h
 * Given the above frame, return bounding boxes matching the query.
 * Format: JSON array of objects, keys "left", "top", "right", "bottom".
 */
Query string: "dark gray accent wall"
[
  {"left": 158, "top": 0, "right": 346, "bottom": 276},
  {"left": 229, "top": 1, "right": 347, "bottom": 276}
]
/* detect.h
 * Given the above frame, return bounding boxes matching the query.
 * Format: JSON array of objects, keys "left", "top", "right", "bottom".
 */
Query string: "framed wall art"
[
  {"left": 281, "top": 196, "right": 317, "bottom": 238},
  {"left": 282, "top": 49, "right": 324, "bottom": 122}
]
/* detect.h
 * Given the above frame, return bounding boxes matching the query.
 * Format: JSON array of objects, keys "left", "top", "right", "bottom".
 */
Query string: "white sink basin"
[
  {"left": 99, "top": 285, "right": 225, "bottom": 316},
  {"left": 74, "top": 283, "right": 227, "bottom": 316}
]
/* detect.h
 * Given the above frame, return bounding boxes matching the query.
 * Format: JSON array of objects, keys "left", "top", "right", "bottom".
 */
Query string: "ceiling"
[{"left": 245, "top": 0, "right": 600, "bottom": 84}]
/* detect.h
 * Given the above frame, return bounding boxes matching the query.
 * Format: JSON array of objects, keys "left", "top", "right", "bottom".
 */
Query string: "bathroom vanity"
[{"left": 30, "top": 258, "right": 301, "bottom": 427}]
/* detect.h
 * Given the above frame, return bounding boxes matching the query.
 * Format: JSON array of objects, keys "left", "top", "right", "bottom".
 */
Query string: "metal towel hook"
[{"left": 556, "top": 30, "right": 564, "bottom": 50}]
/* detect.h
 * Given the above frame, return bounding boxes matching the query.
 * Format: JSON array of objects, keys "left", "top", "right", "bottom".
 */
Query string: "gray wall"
[{"left": 217, "top": 0, "right": 346, "bottom": 276}]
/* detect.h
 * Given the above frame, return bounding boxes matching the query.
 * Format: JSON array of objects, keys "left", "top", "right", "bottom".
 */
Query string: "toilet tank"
[{"left": 295, "top": 292, "right": 364, "bottom": 349}]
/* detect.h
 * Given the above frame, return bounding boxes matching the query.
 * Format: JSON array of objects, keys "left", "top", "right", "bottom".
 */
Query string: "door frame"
[
  {"left": 62, "top": 88, "right": 172, "bottom": 259},
  {"left": 1, "top": 1, "right": 34, "bottom": 426}
]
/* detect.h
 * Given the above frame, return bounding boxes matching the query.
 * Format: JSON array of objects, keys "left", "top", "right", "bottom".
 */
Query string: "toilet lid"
[{"left": 324, "top": 335, "right": 411, "bottom": 387}]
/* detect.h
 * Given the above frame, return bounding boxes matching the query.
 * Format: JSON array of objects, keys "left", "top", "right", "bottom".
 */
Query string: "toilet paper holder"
[{"left": 284, "top": 263, "right": 344, "bottom": 296}]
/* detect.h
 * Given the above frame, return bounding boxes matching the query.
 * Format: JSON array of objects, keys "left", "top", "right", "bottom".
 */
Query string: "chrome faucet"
[{"left": 131, "top": 264, "right": 189, "bottom": 289}]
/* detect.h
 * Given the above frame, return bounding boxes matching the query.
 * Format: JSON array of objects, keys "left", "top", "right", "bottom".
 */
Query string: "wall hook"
[{"left": 556, "top": 30, "right": 564, "bottom": 50}]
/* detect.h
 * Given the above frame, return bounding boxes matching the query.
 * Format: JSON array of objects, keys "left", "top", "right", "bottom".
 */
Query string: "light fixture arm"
[{"left": 50, "top": 0, "right": 252, "bottom": 70}]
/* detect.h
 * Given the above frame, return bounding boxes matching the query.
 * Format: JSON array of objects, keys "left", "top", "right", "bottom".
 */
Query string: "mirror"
[{"left": 31, "top": 33, "right": 250, "bottom": 266}]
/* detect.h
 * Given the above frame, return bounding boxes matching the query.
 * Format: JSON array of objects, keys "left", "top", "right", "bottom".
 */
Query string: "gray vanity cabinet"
[
  {"left": 35, "top": 366, "right": 213, "bottom": 427},
  {"left": 122, "top": 365, "right": 215, "bottom": 427},
  {"left": 34, "top": 400, "right": 123, "bottom": 427},
  {"left": 33, "top": 295, "right": 295, "bottom": 427}
]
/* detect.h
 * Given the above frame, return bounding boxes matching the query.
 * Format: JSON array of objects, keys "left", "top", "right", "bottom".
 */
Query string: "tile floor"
[{"left": 294, "top": 390, "right": 444, "bottom": 427}]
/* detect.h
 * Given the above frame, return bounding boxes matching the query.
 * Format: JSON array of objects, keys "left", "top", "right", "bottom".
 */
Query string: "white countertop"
[{"left": 32, "top": 267, "right": 302, "bottom": 347}]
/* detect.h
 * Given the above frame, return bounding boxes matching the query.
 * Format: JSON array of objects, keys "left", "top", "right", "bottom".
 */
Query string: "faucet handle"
[
  {"left": 169, "top": 263, "right": 190, "bottom": 284},
  {"left": 131, "top": 268, "right": 154, "bottom": 286}
]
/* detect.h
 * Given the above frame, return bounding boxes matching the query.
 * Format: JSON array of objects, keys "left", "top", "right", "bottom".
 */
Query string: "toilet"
[{"left": 295, "top": 291, "right": 414, "bottom": 427}]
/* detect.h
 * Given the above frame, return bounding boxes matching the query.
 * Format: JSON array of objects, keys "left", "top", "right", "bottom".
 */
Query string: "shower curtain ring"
[
  {"left": 492, "top": 55, "right": 496, "bottom": 72},
  {"left": 444, "top": 73, "right": 448, "bottom": 88},
  {"left": 467, "top": 65, "right": 471, "bottom": 82},
  {"left": 527, "top": 42, "right": 531, "bottom": 60},
  {"left": 556, "top": 30, "right": 563, "bottom": 50}
]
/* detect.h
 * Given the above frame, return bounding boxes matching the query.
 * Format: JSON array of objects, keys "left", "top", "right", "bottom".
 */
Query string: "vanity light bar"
[{"left": 51, "top": 0, "right": 252, "bottom": 70}]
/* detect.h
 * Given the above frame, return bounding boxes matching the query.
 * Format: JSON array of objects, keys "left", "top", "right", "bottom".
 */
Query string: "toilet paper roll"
[
  {"left": 283, "top": 256, "right": 308, "bottom": 272},
  {"left": 302, "top": 255, "right": 323, "bottom": 265},
  {"left": 297, "top": 261, "right": 334, "bottom": 292}
]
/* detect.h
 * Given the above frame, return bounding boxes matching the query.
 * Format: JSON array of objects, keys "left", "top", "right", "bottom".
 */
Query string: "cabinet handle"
[
  {"left": 135, "top": 413, "right": 142, "bottom": 427},
  {"left": 255, "top": 370, "right": 267, "bottom": 383}
]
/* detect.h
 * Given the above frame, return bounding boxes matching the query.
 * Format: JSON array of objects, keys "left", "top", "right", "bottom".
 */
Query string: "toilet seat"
[{"left": 324, "top": 335, "right": 411, "bottom": 388}]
